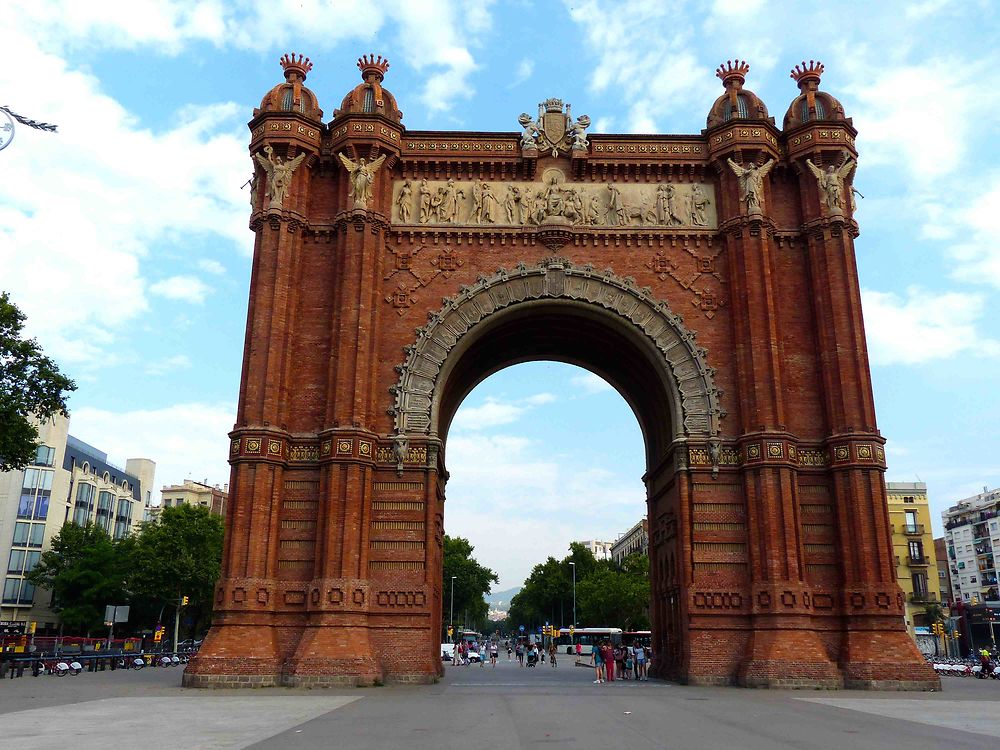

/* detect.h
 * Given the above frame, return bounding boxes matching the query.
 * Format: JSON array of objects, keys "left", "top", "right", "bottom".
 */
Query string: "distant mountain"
[{"left": 485, "top": 586, "right": 522, "bottom": 610}]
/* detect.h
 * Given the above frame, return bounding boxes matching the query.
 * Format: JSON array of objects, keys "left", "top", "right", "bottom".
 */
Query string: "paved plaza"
[{"left": 2, "top": 658, "right": 999, "bottom": 749}]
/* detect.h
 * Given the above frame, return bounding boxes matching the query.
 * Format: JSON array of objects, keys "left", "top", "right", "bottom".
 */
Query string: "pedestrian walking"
[
  {"left": 591, "top": 641, "right": 604, "bottom": 684},
  {"left": 548, "top": 641, "right": 558, "bottom": 668}
]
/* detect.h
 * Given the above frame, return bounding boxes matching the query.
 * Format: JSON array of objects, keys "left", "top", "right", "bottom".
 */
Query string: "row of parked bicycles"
[
  {"left": 929, "top": 657, "right": 1000, "bottom": 679},
  {"left": 3, "top": 651, "right": 195, "bottom": 678}
]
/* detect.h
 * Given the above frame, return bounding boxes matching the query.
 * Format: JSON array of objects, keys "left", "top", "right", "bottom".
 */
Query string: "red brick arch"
[{"left": 184, "top": 59, "right": 938, "bottom": 690}]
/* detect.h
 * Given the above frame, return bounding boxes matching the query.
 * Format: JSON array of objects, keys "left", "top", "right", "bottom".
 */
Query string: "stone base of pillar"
[
  {"left": 182, "top": 623, "right": 284, "bottom": 688},
  {"left": 283, "top": 624, "right": 384, "bottom": 687},
  {"left": 737, "top": 625, "right": 843, "bottom": 689},
  {"left": 839, "top": 626, "right": 941, "bottom": 690}
]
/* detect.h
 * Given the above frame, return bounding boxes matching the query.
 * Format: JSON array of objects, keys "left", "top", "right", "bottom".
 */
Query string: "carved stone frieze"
[
  {"left": 394, "top": 170, "right": 717, "bottom": 229},
  {"left": 390, "top": 257, "right": 723, "bottom": 439}
]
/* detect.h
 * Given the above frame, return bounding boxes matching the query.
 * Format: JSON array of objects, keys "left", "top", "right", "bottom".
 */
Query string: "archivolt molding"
[{"left": 389, "top": 257, "right": 724, "bottom": 440}]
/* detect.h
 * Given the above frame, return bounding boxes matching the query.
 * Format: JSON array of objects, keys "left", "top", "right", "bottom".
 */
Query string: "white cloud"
[
  {"left": 571, "top": 372, "right": 613, "bottom": 394},
  {"left": 451, "top": 393, "right": 557, "bottom": 430},
  {"left": 197, "top": 259, "right": 226, "bottom": 275},
  {"left": 508, "top": 58, "right": 534, "bottom": 88},
  {"left": 69, "top": 402, "right": 236, "bottom": 492},
  {"left": 862, "top": 286, "right": 1000, "bottom": 365},
  {"left": 0, "top": 26, "right": 249, "bottom": 366},
  {"left": 445, "top": 429, "right": 645, "bottom": 587},
  {"left": 524, "top": 393, "right": 556, "bottom": 406},
  {"left": 839, "top": 57, "right": 977, "bottom": 182},
  {"left": 12, "top": 1, "right": 493, "bottom": 116},
  {"left": 144, "top": 353, "right": 192, "bottom": 376},
  {"left": 149, "top": 276, "right": 212, "bottom": 304},
  {"left": 945, "top": 177, "right": 1000, "bottom": 289}
]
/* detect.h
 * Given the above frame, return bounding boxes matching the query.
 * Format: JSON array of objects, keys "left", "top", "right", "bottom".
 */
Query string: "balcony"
[
  {"left": 909, "top": 591, "right": 937, "bottom": 603},
  {"left": 898, "top": 524, "right": 925, "bottom": 536},
  {"left": 908, "top": 555, "right": 930, "bottom": 566}
]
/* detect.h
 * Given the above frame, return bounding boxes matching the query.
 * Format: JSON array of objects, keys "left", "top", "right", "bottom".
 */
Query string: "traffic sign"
[
  {"left": 519, "top": 625, "right": 525, "bottom": 632},
  {"left": 0, "top": 621, "right": 26, "bottom": 636}
]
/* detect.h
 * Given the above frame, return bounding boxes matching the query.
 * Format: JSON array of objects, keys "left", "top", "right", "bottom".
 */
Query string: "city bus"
[{"left": 553, "top": 627, "right": 622, "bottom": 654}]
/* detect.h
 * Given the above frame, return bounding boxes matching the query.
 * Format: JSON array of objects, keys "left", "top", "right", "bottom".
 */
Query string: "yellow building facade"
[{"left": 886, "top": 482, "right": 942, "bottom": 636}]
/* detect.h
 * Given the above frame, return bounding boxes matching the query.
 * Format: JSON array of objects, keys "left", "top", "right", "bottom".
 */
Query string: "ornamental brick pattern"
[{"left": 184, "top": 54, "right": 938, "bottom": 689}]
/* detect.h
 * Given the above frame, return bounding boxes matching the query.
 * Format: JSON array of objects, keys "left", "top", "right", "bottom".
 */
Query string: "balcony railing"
[
  {"left": 899, "top": 524, "right": 925, "bottom": 536},
  {"left": 908, "top": 555, "right": 930, "bottom": 566},
  {"left": 909, "top": 591, "right": 937, "bottom": 603}
]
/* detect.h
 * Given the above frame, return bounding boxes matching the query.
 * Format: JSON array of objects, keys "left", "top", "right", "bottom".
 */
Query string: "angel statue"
[
  {"left": 806, "top": 157, "right": 856, "bottom": 214},
  {"left": 726, "top": 157, "right": 775, "bottom": 215},
  {"left": 338, "top": 151, "right": 388, "bottom": 210},
  {"left": 254, "top": 145, "right": 307, "bottom": 211}
]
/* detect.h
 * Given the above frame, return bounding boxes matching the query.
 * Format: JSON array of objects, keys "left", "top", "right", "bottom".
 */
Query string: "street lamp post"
[
  {"left": 450, "top": 576, "right": 457, "bottom": 643},
  {"left": 569, "top": 562, "right": 576, "bottom": 628}
]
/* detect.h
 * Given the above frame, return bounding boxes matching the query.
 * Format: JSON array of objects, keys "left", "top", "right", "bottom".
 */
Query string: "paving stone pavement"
[{"left": 2, "top": 658, "right": 999, "bottom": 749}]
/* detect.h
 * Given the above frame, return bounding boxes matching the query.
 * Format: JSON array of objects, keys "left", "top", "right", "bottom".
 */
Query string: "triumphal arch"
[{"left": 184, "top": 54, "right": 938, "bottom": 689}]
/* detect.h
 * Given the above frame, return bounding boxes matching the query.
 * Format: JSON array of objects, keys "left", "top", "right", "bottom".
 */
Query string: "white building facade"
[
  {"left": 942, "top": 486, "right": 1000, "bottom": 605},
  {"left": 0, "top": 415, "right": 155, "bottom": 632}
]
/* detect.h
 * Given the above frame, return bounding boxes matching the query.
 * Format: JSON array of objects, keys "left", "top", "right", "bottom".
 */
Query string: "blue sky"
[{"left": 2, "top": 1, "right": 999, "bottom": 588}]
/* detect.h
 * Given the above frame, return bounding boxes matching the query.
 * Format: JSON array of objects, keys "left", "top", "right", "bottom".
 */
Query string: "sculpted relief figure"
[
  {"left": 690, "top": 183, "right": 710, "bottom": 226},
  {"left": 391, "top": 178, "right": 717, "bottom": 228},
  {"left": 338, "top": 152, "right": 387, "bottom": 209},
  {"left": 254, "top": 145, "right": 306, "bottom": 211},
  {"left": 518, "top": 112, "right": 541, "bottom": 149},
  {"left": 439, "top": 179, "right": 464, "bottom": 223},
  {"left": 418, "top": 178, "right": 432, "bottom": 223},
  {"left": 396, "top": 180, "right": 413, "bottom": 223},
  {"left": 249, "top": 170, "right": 260, "bottom": 213},
  {"left": 606, "top": 183, "right": 625, "bottom": 226},
  {"left": 567, "top": 114, "right": 591, "bottom": 150},
  {"left": 727, "top": 157, "right": 775, "bottom": 215},
  {"left": 806, "top": 157, "right": 855, "bottom": 214}
]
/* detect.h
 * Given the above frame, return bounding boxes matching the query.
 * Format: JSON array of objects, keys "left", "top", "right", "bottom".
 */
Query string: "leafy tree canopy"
[
  {"left": 0, "top": 292, "right": 76, "bottom": 471},
  {"left": 507, "top": 544, "right": 650, "bottom": 632},
  {"left": 27, "top": 523, "right": 132, "bottom": 633},
  {"left": 443, "top": 534, "right": 498, "bottom": 634}
]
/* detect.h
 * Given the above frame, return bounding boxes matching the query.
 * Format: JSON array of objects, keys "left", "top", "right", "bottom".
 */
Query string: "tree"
[
  {"left": 27, "top": 523, "right": 132, "bottom": 633},
  {"left": 507, "top": 543, "right": 599, "bottom": 631},
  {"left": 0, "top": 292, "right": 76, "bottom": 471},
  {"left": 576, "top": 553, "right": 650, "bottom": 630},
  {"left": 127, "top": 504, "right": 224, "bottom": 636},
  {"left": 443, "top": 535, "right": 498, "bottom": 634}
]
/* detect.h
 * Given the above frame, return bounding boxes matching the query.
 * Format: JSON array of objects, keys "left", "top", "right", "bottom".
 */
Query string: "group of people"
[
  {"left": 590, "top": 640, "right": 649, "bottom": 683},
  {"left": 508, "top": 639, "right": 559, "bottom": 667}
]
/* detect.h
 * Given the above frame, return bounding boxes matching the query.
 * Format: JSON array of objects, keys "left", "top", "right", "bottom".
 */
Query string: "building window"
[
  {"left": 909, "top": 540, "right": 923, "bottom": 562},
  {"left": 800, "top": 97, "right": 826, "bottom": 121},
  {"left": 912, "top": 573, "right": 927, "bottom": 595},
  {"left": 114, "top": 499, "right": 133, "bottom": 540},
  {"left": 34, "top": 444, "right": 56, "bottom": 466},
  {"left": 96, "top": 491, "right": 114, "bottom": 533},
  {"left": 362, "top": 87, "right": 375, "bottom": 113},
  {"left": 903, "top": 496, "right": 915, "bottom": 503},
  {"left": 7, "top": 549, "right": 25, "bottom": 574},
  {"left": 13, "top": 522, "right": 29, "bottom": 546},
  {"left": 2, "top": 578, "right": 20, "bottom": 604},
  {"left": 73, "top": 483, "right": 96, "bottom": 525}
]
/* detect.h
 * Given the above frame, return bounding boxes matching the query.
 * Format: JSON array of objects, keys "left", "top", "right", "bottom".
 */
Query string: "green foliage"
[
  {"left": 0, "top": 292, "right": 76, "bottom": 472},
  {"left": 443, "top": 535, "right": 498, "bottom": 632},
  {"left": 27, "top": 523, "right": 132, "bottom": 633},
  {"left": 127, "top": 505, "right": 224, "bottom": 635},
  {"left": 923, "top": 601, "right": 946, "bottom": 625},
  {"left": 508, "top": 544, "right": 650, "bottom": 631},
  {"left": 26, "top": 505, "right": 224, "bottom": 636},
  {"left": 576, "top": 554, "right": 650, "bottom": 630}
]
